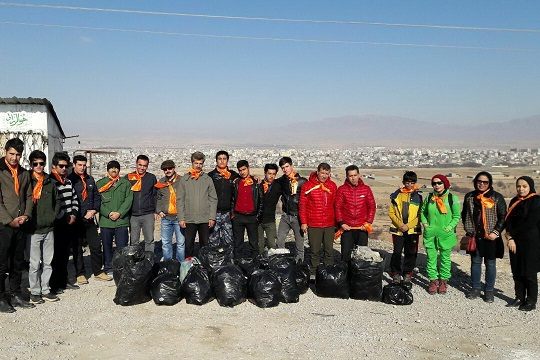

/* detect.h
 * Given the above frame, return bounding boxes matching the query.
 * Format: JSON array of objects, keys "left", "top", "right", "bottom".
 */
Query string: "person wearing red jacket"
[
  {"left": 299, "top": 163, "right": 338, "bottom": 273},
  {"left": 335, "top": 165, "right": 376, "bottom": 261}
]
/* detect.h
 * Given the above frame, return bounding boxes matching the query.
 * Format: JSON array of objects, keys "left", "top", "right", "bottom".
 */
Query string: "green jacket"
[
  {"left": 420, "top": 190, "right": 461, "bottom": 239},
  {"left": 156, "top": 175, "right": 182, "bottom": 217},
  {"left": 0, "top": 158, "right": 33, "bottom": 225},
  {"left": 178, "top": 173, "right": 217, "bottom": 224},
  {"left": 96, "top": 177, "right": 133, "bottom": 228},
  {"left": 27, "top": 172, "right": 59, "bottom": 234}
]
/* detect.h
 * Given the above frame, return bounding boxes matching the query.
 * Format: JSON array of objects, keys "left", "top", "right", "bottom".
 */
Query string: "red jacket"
[
  {"left": 299, "top": 172, "right": 337, "bottom": 228},
  {"left": 335, "top": 179, "right": 376, "bottom": 227}
]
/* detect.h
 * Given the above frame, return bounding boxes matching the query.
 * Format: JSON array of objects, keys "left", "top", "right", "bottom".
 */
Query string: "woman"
[
  {"left": 504, "top": 176, "right": 540, "bottom": 311},
  {"left": 420, "top": 174, "right": 460, "bottom": 295},
  {"left": 461, "top": 171, "right": 506, "bottom": 303}
]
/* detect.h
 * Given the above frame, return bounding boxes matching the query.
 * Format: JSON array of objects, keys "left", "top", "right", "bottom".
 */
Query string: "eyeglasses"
[
  {"left": 57, "top": 164, "right": 68, "bottom": 169},
  {"left": 476, "top": 180, "right": 489, "bottom": 185},
  {"left": 431, "top": 181, "right": 444, "bottom": 186},
  {"left": 32, "top": 161, "right": 45, "bottom": 167},
  {"left": 163, "top": 167, "right": 174, "bottom": 171}
]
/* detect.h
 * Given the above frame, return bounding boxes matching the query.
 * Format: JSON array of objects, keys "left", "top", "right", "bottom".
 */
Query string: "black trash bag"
[
  {"left": 295, "top": 262, "right": 310, "bottom": 295},
  {"left": 156, "top": 259, "right": 181, "bottom": 277},
  {"left": 113, "top": 251, "right": 155, "bottom": 306},
  {"left": 349, "top": 258, "right": 384, "bottom": 301},
  {"left": 235, "top": 257, "right": 260, "bottom": 278},
  {"left": 211, "top": 265, "right": 247, "bottom": 307},
  {"left": 315, "top": 262, "right": 349, "bottom": 299},
  {"left": 268, "top": 254, "right": 300, "bottom": 303},
  {"left": 382, "top": 283, "right": 414, "bottom": 305},
  {"left": 112, "top": 244, "right": 146, "bottom": 285},
  {"left": 150, "top": 273, "right": 182, "bottom": 306},
  {"left": 181, "top": 265, "right": 214, "bottom": 305},
  {"left": 198, "top": 245, "right": 234, "bottom": 273},
  {"left": 248, "top": 269, "right": 282, "bottom": 308}
]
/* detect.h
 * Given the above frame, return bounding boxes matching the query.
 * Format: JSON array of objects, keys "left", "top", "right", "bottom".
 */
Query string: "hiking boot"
[
  {"left": 391, "top": 273, "right": 402, "bottom": 284},
  {"left": 30, "top": 294, "right": 45, "bottom": 304},
  {"left": 402, "top": 273, "right": 413, "bottom": 290},
  {"left": 506, "top": 298, "right": 524, "bottom": 307},
  {"left": 77, "top": 275, "right": 89, "bottom": 285},
  {"left": 42, "top": 293, "right": 59, "bottom": 302},
  {"left": 483, "top": 291, "right": 494, "bottom": 303},
  {"left": 428, "top": 280, "right": 439, "bottom": 295},
  {"left": 10, "top": 295, "right": 35, "bottom": 309},
  {"left": 518, "top": 302, "right": 536, "bottom": 312},
  {"left": 438, "top": 280, "right": 448, "bottom": 295},
  {"left": 94, "top": 272, "right": 113, "bottom": 282},
  {"left": 0, "top": 299, "right": 16, "bottom": 313},
  {"left": 466, "top": 288, "right": 481, "bottom": 300},
  {"left": 65, "top": 283, "right": 80, "bottom": 290}
]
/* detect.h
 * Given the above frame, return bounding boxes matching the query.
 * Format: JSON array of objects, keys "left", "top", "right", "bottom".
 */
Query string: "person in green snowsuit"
[{"left": 420, "top": 174, "right": 460, "bottom": 295}]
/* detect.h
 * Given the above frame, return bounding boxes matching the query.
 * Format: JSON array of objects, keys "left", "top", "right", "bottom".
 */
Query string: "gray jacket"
[
  {"left": 155, "top": 175, "right": 183, "bottom": 217},
  {"left": 0, "top": 158, "right": 33, "bottom": 225},
  {"left": 178, "top": 173, "right": 217, "bottom": 224}
]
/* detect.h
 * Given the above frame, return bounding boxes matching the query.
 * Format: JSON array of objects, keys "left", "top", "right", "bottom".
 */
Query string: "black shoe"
[
  {"left": 51, "top": 288, "right": 64, "bottom": 295},
  {"left": 483, "top": 291, "right": 494, "bottom": 303},
  {"left": 42, "top": 293, "right": 60, "bottom": 302},
  {"left": 10, "top": 295, "right": 36, "bottom": 309},
  {"left": 466, "top": 289, "right": 481, "bottom": 300},
  {"left": 518, "top": 302, "right": 536, "bottom": 312},
  {"left": 506, "top": 298, "right": 524, "bottom": 307},
  {"left": 30, "top": 295, "right": 45, "bottom": 304},
  {"left": 65, "top": 283, "right": 80, "bottom": 290},
  {"left": 0, "top": 299, "right": 16, "bottom": 313}
]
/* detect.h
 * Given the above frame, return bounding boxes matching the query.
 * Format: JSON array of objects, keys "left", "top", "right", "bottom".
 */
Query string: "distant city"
[{"left": 64, "top": 146, "right": 540, "bottom": 176}]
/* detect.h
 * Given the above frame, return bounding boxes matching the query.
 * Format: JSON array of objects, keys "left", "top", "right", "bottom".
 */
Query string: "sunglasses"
[
  {"left": 476, "top": 180, "right": 489, "bottom": 185},
  {"left": 32, "top": 161, "right": 45, "bottom": 167},
  {"left": 431, "top": 181, "right": 444, "bottom": 186},
  {"left": 163, "top": 167, "right": 174, "bottom": 171},
  {"left": 57, "top": 164, "right": 68, "bottom": 169}
]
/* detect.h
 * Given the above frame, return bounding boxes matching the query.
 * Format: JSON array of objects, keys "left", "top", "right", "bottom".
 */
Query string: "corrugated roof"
[{"left": 0, "top": 97, "right": 66, "bottom": 138}]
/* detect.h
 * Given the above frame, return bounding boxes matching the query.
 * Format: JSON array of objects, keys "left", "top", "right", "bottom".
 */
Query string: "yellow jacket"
[{"left": 388, "top": 189, "right": 422, "bottom": 235}]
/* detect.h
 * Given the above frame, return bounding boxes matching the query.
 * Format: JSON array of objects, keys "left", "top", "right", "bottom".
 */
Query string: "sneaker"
[
  {"left": 428, "top": 280, "right": 439, "bottom": 295},
  {"left": 438, "top": 280, "right": 448, "bottom": 295},
  {"left": 42, "top": 293, "right": 60, "bottom": 302},
  {"left": 30, "top": 294, "right": 45, "bottom": 304},
  {"left": 65, "top": 283, "right": 80, "bottom": 290},
  {"left": 403, "top": 273, "right": 413, "bottom": 290},
  {"left": 77, "top": 275, "right": 89, "bottom": 285},
  {"left": 466, "top": 288, "right": 481, "bottom": 300},
  {"left": 391, "top": 273, "right": 402, "bottom": 284},
  {"left": 94, "top": 272, "right": 113, "bottom": 282},
  {"left": 483, "top": 291, "right": 494, "bottom": 303}
]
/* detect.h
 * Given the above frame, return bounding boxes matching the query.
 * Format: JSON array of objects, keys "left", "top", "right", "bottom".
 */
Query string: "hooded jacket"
[
  {"left": 335, "top": 178, "right": 376, "bottom": 227},
  {"left": 298, "top": 172, "right": 337, "bottom": 228},
  {"left": 388, "top": 188, "right": 422, "bottom": 235},
  {"left": 96, "top": 176, "right": 133, "bottom": 228}
]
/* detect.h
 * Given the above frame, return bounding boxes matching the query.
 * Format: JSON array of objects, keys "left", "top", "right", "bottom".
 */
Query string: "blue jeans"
[
  {"left": 101, "top": 227, "right": 129, "bottom": 273},
  {"left": 161, "top": 217, "right": 185, "bottom": 262},
  {"left": 471, "top": 252, "right": 496, "bottom": 292}
]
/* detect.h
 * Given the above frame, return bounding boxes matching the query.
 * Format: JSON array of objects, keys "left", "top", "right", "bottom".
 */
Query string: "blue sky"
[{"left": 1, "top": 1, "right": 539, "bottom": 140}]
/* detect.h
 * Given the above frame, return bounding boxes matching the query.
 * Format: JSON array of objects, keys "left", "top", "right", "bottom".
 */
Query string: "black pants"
[
  {"left": 184, "top": 223, "right": 210, "bottom": 258},
  {"left": 513, "top": 274, "right": 538, "bottom": 304},
  {"left": 75, "top": 219, "right": 103, "bottom": 276},
  {"left": 390, "top": 234, "right": 419, "bottom": 275},
  {"left": 0, "top": 225, "right": 25, "bottom": 300},
  {"left": 232, "top": 214, "right": 258, "bottom": 258},
  {"left": 50, "top": 220, "right": 81, "bottom": 289},
  {"left": 341, "top": 229, "right": 368, "bottom": 261}
]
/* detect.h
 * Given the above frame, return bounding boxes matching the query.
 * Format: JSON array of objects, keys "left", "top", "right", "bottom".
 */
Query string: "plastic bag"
[
  {"left": 268, "top": 254, "right": 300, "bottom": 303},
  {"left": 349, "top": 258, "right": 383, "bottom": 301},
  {"left": 198, "top": 245, "right": 234, "bottom": 273},
  {"left": 248, "top": 269, "right": 282, "bottom": 308},
  {"left": 156, "top": 259, "right": 181, "bottom": 277},
  {"left": 150, "top": 273, "right": 182, "bottom": 306},
  {"left": 113, "top": 251, "right": 155, "bottom": 306},
  {"left": 180, "top": 257, "right": 200, "bottom": 284},
  {"left": 382, "top": 283, "right": 414, "bottom": 305},
  {"left": 181, "top": 265, "right": 214, "bottom": 305},
  {"left": 212, "top": 265, "right": 247, "bottom": 307},
  {"left": 295, "top": 263, "right": 310, "bottom": 295},
  {"left": 315, "top": 262, "right": 349, "bottom": 299},
  {"left": 112, "top": 244, "right": 146, "bottom": 285},
  {"left": 235, "top": 257, "right": 261, "bottom": 279}
]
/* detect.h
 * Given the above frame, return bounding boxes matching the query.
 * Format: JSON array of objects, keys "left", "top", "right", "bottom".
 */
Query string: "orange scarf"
[
  {"left": 505, "top": 193, "right": 538, "bottom": 221},
  {"left": 154, "top": 174, "right": 178, "bottom": 214},
  {"left": 32, "top": 172, "right": 44, "bottom": 203},
  {"left": 79, "top": 174, "right": 88, "bottom": 201},
  {"left": 188, "top": 168, "right": 202, "bottom": 180},
  {"left": 431, "top": 194, "right": 448, "bottom": 214},
  {"left": 334, "top": 223, "right": 372, "bottom": 240},
  {"left": 5, "top": 159, "right": 19, "bottom": 195},
  {"left": 305, "top": 182, "right": 331, "bottom": 195},
  {"left": 127, "top": 172, "right": 144, "bottom": 191},
  {"left": 400, "top": 184, "right": 420, "bottom": 193},
  {"left": 288, "top": 172, "right": 298, "bottom": 195},
  {"left": 262, "top": 180, "right": 271, "bottom": 194},
  {"left": 476, "top": 190, "right": 496, "bottom": 237},
  {"left": 243, "top": 177, "right": 254, "bottom": 186},
  {"left": 217, "top": 167, "right": 231, "bottom": 180},
  {"left": 51, "top": 169, "right": 65, "bottom": 185},
  {"left": 98, "top": 175, "right": 119, "bottom": 193}
]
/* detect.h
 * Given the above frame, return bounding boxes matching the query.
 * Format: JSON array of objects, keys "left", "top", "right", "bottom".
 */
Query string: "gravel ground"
[{"left": 1, "top": 239, "right": 539, "bottom": 360}]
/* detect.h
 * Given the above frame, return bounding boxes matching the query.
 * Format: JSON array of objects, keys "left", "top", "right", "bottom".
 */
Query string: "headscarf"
[{"left": 431, "top": 174, "right": 450, "bottom": 190}]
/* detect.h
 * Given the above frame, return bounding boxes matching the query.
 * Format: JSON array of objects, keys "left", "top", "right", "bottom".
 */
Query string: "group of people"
[{"left": 0, "top": 137, "right": 538, "bottom": 314}]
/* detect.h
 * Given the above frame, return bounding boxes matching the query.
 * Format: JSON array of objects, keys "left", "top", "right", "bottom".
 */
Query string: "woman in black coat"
[{"left": 505, "top": 176, "right": 540, "bottom": 311}]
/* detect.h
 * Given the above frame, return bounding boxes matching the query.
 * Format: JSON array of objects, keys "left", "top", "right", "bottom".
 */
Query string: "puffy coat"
[
  {"left": 299, "top": 172, "right": 337, "bottom": 228},
  {"left": 335, "top": 179, "right": 376, "bottom": 227}
]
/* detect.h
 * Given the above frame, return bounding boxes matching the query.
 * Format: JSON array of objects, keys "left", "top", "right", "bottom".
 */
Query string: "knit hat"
[
  {"left": 161, "top": 160, "right": 176, "bottom": 170},
  {"left": 107, "top": 160, "right": 120, "bottom": 170},
  {"left": 432, "top": 174, "right": 450, "bottom": 189},
  {"left": 516, "top": 176, "right": 536, "bottom": 193}
]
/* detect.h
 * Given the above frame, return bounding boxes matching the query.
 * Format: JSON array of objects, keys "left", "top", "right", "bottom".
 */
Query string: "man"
[
  {"left": 27, "top": 150, "right": 60, "bottom": 304},
  {"left": 155, "top": 160, "right": 184, "bottom": 262},
  {"left": 126, "top": 155, "right": 157, "bottom": 252},
  {"left": 96, "top": 160, "right": 133, "bottom": 274},
  {"left": 299, "top": 163, "right": 338, "bottom": 272},
  {"left": 257, "top": 163, "right": 281, "bottom": 253},
  {"left": 208, "top": 151, "right": 239, "bottom": 247},
  {"left": 69, "top": 155, "right": 111, "bottom": 283},
  {"left": 335, "top": 165, "right": 376, "bottom": 261},
  {"left": 49, "top": 152, "right": 80, "bottom": 294},
  {"left": 178, "top": 151, "right": 217, "bottom": 257},
  {"left": 231, "top": 160, "right": 263, "bottom": 258},
  {"left": 276, "top": 157, "right": 307, "bottom": 262},
  {"left": 0, "top": 138, "right": 34, "bottom": 312}
]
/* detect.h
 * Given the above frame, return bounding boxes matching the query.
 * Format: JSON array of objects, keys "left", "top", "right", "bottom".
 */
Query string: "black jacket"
[
  {"left": 125, "top": 172, "right": 157, "bottom": 216},
  {"left": 26, "top": 172, "right": 59, "bottom": 234},
  {"left": 259, "top": 181, "right": 282, "bottom": 224},
  {"left": 208, "top": 168, "right": 240, "bottom": 212},
  {"left": 68, "top": 172, "right": 101, "bottom": 219},
  {"left": 231, "top": 176, "right": 263, "bottom": 218},
  {"left": 277, "top": 173, "right": 307, "bottom": 216}
]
